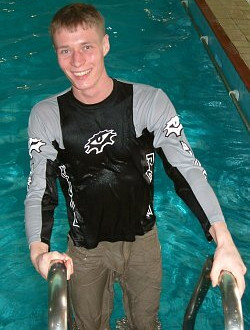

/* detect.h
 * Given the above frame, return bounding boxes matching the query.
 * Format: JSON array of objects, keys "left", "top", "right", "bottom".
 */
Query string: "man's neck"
[{"left": 72, "top": 76, "right": 114, "bottom": 105}]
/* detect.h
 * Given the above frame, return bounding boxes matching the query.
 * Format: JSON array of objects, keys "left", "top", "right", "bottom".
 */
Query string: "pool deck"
[
  {"left": 196, "top": 0, "right": 250, "bottom": 90},
  {"left": 206, "top": 0, "right": 250, "bottom": 68}
]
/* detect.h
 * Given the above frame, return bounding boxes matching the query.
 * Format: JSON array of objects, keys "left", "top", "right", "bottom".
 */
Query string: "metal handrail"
[
  {"left": 182, "top": 256, "right": 213, "bottom": 329},
  {"left": 183, "top": 256, "right": 244, "bottom": 330},
  {"left": 219, "top": 271, "right": 244, "bottom": 330},
  {"left": 48, "top": 261, "right": 68, "bottom": 330},
  {"left": 47, "top": 257, "right": 243, "bottom": 329}
]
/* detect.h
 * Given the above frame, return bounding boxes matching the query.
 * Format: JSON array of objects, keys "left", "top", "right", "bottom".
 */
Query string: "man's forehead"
[
  {"left": 53, "top": 25, "right": 104, "bottom": 45},
  {"left": 54, "top": 23, "right": 104, "bottom": 36}
]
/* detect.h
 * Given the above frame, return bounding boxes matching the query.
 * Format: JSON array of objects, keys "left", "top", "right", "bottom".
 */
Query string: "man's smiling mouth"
[{"left": 73, "top": 69, "right": 92, "bottom": 77}]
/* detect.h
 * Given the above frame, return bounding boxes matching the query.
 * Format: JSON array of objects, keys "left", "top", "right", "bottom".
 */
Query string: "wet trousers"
[{"left": 67, "top": 227, "right": 162, "bottom": 330}]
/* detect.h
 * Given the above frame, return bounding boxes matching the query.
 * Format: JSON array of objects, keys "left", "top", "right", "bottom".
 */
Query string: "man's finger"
[
  {"left": 65, "top": 259, "right": 74, "bottom": 280},
  {"left": 210, "top": 264, "right": 220, "bottom": 287},
  {"left": 233, "top": 273, "right": 245, "bottom": 298}
]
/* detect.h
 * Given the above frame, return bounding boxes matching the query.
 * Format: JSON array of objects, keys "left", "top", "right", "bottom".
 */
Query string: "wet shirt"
[{"left": 25, "top": 79, "right": 225, "bottom": 249}]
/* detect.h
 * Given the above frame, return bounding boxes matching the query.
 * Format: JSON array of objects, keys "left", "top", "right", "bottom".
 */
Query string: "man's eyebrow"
[
  {"left": 56, "top": 42, "right": 94, "bottom": 50},
  {"left": 57, "top": 41, "right": 94, "bottom": 48},
  {"left": 56, "top": 45, "right": 69, "bottom": 49}
]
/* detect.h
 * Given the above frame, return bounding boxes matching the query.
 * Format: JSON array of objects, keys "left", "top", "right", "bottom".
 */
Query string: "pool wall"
[{"left": 182, "top": 0, "right": 250, "bottom": 127}]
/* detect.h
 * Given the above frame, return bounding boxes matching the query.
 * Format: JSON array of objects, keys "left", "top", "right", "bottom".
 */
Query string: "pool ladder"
[
  {"left": 48, "top": 261, "right": 75, "bottom": 330},
  {"left": 182, "top": 256, "right": 244, "bottom": 330},
  {"left": 48, "top": 256, "right": 244, "bottom": 329}
]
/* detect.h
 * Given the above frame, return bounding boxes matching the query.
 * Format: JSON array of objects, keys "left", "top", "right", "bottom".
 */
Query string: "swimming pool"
[{"left": 0, "top": 0, "right": 249, "bottom": 329}]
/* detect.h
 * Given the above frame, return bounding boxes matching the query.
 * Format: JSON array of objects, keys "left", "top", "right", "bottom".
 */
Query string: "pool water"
[{"left": 0, "top": 0, "right": 249, "bottom": 329}]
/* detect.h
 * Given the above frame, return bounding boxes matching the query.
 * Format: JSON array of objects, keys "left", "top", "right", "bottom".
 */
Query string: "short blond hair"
[{"left": 50, "top": 3, "right": 105, "bottom": 39}]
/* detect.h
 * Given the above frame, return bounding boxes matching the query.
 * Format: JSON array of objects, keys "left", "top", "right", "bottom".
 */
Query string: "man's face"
[{"left": 53, "top": 25, "right": 110, "bottom": 98}]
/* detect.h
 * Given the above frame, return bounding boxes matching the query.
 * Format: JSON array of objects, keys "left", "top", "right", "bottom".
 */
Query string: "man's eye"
[
  {"left": 84, "top": 45, "right": 92, "bottom": 50},
  {"left": 59, "top": 49, "right": 70, "bottom": 55}
]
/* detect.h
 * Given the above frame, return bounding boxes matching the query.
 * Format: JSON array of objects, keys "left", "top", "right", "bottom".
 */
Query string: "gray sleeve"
[
  {"left": 25, "top": 96, "right": 63, "bottom": 247},
  {"left": 133, "top": 84, "right": 225, "bottom": 239}
]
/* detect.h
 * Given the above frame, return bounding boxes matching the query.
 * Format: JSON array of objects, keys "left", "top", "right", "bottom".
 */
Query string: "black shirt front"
[{"left": 55, "top": 79, "right": 156, "bottom": 248}]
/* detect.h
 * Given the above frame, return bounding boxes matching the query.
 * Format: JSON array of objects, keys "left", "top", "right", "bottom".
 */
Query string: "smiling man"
[
  {"left": 25, "top": 3, "right": 246, "bottom": 330},
  {"left": 53, "top": 20, "right": 112, "bottom": 103}
]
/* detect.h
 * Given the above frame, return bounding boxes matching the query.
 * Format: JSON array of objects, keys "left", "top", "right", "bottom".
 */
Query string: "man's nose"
[{"left": 71, "top": 50, "right": 85, "bottom": 67}]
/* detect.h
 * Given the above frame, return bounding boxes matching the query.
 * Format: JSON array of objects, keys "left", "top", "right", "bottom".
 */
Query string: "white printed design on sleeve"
[
  {"left": 84, "top": 129, "right": 117, "bottom": 154},
  {"left": 28, "top": 137, "right": 46, "bottom": 159},
  {"left": 180, "top": 141, "right": 207, "bottom": 178},
  {"left": 180, "top": 141, "right": 193, "bottom": 155},
  {"left": 27, "top": 164, "right": 34, "bottom": 191},
  {"left": 163, "top": 116, "right": 183, "bottom": 137}
]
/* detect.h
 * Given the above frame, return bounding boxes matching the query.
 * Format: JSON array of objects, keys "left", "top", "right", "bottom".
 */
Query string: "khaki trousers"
[{"left": 67, "top": 227, "right": 162, "bottom": 330}]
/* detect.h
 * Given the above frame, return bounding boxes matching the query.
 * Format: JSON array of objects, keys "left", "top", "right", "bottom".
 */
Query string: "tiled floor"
[{"left": 205, "top": 0, "right": 250, "bottom": 68}]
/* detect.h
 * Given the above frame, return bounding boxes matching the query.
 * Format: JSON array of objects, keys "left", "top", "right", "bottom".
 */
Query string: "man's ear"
[{"left": 103, "top": 34, "right": 110, "bottom": 56}]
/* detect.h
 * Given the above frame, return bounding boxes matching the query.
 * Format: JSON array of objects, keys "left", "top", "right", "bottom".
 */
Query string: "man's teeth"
[{"left": 74, "top": 70, "right": 91, "bottom": 76}]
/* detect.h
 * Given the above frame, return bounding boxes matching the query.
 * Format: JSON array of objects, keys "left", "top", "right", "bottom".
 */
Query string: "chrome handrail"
[
  {"left": 182, "top": 256, "right": 213, "bottom": 329},
  {"left": 48, "top": 261, "right": 68, "bottom": 330},
  {"left": 183, "top": 256, "right": 244, "bottom": 330},
  {"left": 219, "top": 271, "right": 244, "bottom": 330},
  {"left": 47, "top": 257, "right": 244, "bottom": 329}
]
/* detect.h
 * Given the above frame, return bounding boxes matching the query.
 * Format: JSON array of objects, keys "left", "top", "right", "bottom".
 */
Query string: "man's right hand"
[{"left": 30, "top": 241, "right": 73, "bottom": 280}]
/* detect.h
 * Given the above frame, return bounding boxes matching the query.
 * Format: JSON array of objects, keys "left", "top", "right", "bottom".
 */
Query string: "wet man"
[{"left": 25, "top": 3, "right": 246, "bottom": 330}]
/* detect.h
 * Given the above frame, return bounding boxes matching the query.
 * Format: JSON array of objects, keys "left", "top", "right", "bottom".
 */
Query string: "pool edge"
[{"left": 181, "top": 0, "right": 250, "bottom": 129}]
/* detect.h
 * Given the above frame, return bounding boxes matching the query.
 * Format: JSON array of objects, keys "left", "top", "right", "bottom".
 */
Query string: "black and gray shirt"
[{"left": 25, "top": 79, "right": 224, "bottom": 249}]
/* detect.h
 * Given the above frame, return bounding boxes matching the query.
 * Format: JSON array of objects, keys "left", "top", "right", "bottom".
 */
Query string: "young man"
[{"left": 25, "top": 3, "right": 246, "bottom": 330}]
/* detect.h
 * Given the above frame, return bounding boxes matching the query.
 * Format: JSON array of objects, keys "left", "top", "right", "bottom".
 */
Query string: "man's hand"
[
  {"left": 30, "top": 241, "right": 73, "bottom": 280},
  {"left": 209, "top": 222, "right": 247, "bottom": 297}
]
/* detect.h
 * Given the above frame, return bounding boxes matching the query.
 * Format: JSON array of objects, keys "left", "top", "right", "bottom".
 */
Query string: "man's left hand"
[{"left": 209, "top": 222, "right": 247, "bottom": 297}]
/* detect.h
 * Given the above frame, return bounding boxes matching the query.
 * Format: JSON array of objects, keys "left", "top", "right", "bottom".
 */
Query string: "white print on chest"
[{"left": 84, "top": 129, "right": 117, "bottom": 154}]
